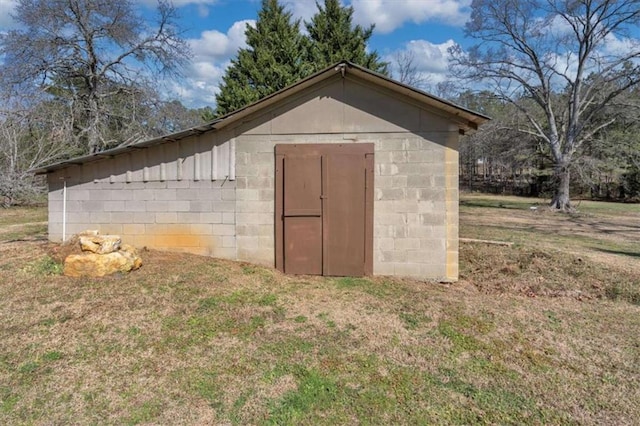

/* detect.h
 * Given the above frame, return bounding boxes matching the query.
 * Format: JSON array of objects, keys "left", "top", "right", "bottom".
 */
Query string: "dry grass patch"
[{"left": 1, "top": 201, "right": 639, "bottom": 424}]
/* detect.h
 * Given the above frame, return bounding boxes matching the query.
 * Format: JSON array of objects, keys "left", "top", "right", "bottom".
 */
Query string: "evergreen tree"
[
  {"left": 305, "top": 0, "right": 388, "bottom": 74},
  {"left": 215, "top": 0, "right": 310, "bottom": 116}
]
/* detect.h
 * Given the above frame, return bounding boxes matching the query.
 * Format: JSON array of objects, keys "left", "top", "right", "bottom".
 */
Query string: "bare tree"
[
  {"left": 0, "top": 0, "right": 190, "bottom": 154},
  {"left": 0, "top": 94, "right": 80, "bottom": 206},
  {"left": 450, "top": 0, "right": 640, "bottom": 210},
  {"left": 393, "top": 49, "right": 431, "bottom": 89}
]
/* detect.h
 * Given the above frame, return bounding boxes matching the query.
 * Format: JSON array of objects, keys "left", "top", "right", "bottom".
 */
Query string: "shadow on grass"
[{"left": 592, "top": 247, "right": 640, "bottom": 258}]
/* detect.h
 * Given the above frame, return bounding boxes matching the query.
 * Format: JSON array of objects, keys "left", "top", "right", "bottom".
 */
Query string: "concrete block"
[
  {"left": 124, "top": 200, "right": 147, "bottom": 212},
  {"left": 245, "top": 176, "right": 273, "bottom": 189},
  {"left": 133, "top": 189, "right": 155, "bottom": 201},
  {"left": 177, "top": 189, "right": 207, "bottom": 201},
  {"left": 49, "top": 200, "right": 63, "bottom": 212},
  {"left": 222, "top": 236, "right": 236, "bottom": 248},
  {"left": 88, "top": 190, "right": 111, "bottom": 201},
  {"left": 391, "top": 150, "right": 409, "bottom": 163},
  {"left": 381, "top": 250, "right": 408, "bottom": 263},
  {"left": 235, "top": 177, "right": 248, "bottom": 189},
  {"left": 236, "top": 212, "right": 273, "bottom": 226},
  {"left": 155, "top": 212, "right": 178, "bottom": 223},
  {"left": 236, "top": 224, "right": 273, "bottom": 237},
  {"left": 236, "top": 247, "right": 273, "bottom": 265},
  {"left": 212, "top": 201, "right": 236, "bottom": 213},
  {"left": 394, "top": 262, "right": 422, "bottom": 277},
  {"left": 392, "top": 175, "right": 409, "bottom": 188},
  {"left": 167, "top": 180, "right": 190, "bottom": 189},
  {"left": 372, "top": 261, "right": 395, "bottom": 275},
  {"left": 236, "top": 200, "right": 272, "bottom": 213},
  {"left": 375, "top": 175, "right": 394, "bottom": 188},
  {"left": 189, "top": 180, "right": 214, "bottom": 189},
  {"left": 67, "top": 190, "right": 90, "bottom": 201},
  {"left": 133, "top": 212, "right": 156, "bottom": 224},
  {"left": 407, "top": 250, "right": 428, "bottom": 263},
  {"left": 200, "top": 212, "right": 223, "bottom": 223},
  {"left": 242, "top": 164, "right": 273, "bottom": 178},
  {"left": 211, "top": 224, "right": 235, "bottom": 236},
  {"left": 392, "top": 200, "right": 420, "bottom": 213},
  {"left": 146, "top": 224, "right": 184, "bottom": 235},
  {"left": 177, "top": 212, "right": 202, "bottom": 224},
  {"left": 222, "top": 212, "right": 235, "bottom": 224},
  {"left": 140, "top": 181, "right": 167, "bottom": 189},
  {"left": 419, "top": 213, "right": 446, "bottom": 225},
  {"left": 374, "top": 237, "right": 394, "bottom": 250},
  {"left": 236, "top": 189, "right": 260, "bottom": 201},
  {"left": 190, "top": 224, "right": 213, "bottom": 235},
  {"left": 221, "top": 188, "right": 236, "bottom": 200},
  {"left": 153, "top": 189, "right": 177, "bottom": 201},
  {"left": 146, "top": 201, "right": 191, "bottom": 213},
  {"left": 374, "top": 139, "right": 404, "bottom": 151},
  {"left": 189, "top": 201, "right": 213, "bottom": 212},
  {"left": 239, "top": 140, "right": 274, "bottom": 154},
  {"left": 211, "top": 247, "right": 237, "bottom": 260},
  {"left": 421, "top": 263, "right": 446, "bottom": 279},
  {"left": 377, "top": 188, "right": 404, "bottom": 200},
  {"left": 101, "top": 224, "right": 123, "bottom": 235},
  {"left": 420, "top": 239, "right": 446, "bottom": 251},
  {"left": 104, "top": 201, "right": 125, "bottom": 212},
  {"left": 110, "top": 212, "right": 133, "bottom": 223},
  {"left": 123, "top": 224, "right": 146, "bottom": 235},
  {"left": 110, "top": 189, "right": 134, "bottom": 201},
  {"left": 397, "top": 163, "right": 432, "bottom": 177},
  {"left": 394, "top": 238, "right": 420, "bottom": 250},
  {"left": 236, "top": 151, "right": 249, "bottom": 166},
  {"left": 89, "top": 211, "right": 111, "bottom": 223},
  {"left": 377, "top": 163, "right": 399, "bottom": 176},
  {"left": 375, "top": 213, "right": 407, "bottom": 227},
  {"left": 260, "top": 189, "right": 275, "bottom": 201},
  {"left": 154, "top": 234, "right": 200, "bottom": 248},
  {"left": 419, "top": 188, "right": 445, "bottom": 201},
  {"left": 144, "top": 200, "right": 166, "bottom": 211},
  {"left": 81, "top": 201, "right": 104, "bottom": 211}
]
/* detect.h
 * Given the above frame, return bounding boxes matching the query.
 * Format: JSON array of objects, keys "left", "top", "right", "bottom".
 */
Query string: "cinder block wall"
[{"left": 47, "top": 134, "right": 237, "bottom": 259}]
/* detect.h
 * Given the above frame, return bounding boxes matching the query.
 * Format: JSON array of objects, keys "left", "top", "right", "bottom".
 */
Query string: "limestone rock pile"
[{"left": 63, "top": 230, "right": 142, "bottom": 277}]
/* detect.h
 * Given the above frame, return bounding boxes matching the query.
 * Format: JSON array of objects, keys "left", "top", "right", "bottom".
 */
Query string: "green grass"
[{"left": 0, "top": 201, "right": 639, "bottom": 424}]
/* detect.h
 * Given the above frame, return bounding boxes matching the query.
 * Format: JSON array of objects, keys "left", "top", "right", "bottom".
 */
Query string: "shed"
[{"left": 35, "top": 61, "right": 489, "bottom": 281}]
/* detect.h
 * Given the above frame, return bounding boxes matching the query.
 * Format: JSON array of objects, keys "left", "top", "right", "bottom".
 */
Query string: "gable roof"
[{"left": 34, "top": 60, "right": 490, "bottom": 175}]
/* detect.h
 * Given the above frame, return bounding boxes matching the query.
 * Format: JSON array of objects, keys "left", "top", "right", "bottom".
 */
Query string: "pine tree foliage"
[
  {"left": 305, "top": 0, "right": 388, "bottom": 74},
  {"left": 214, "top": 0, "right": 311, "bottom": 116}
]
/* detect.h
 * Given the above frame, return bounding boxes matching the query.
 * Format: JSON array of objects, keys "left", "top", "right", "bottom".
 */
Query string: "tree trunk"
[
  {"left": 550, "top": 164, "right": 572, "bottom": 211},
  {"left": 87, "top": 94, "right": 101, "bottom": 154}
]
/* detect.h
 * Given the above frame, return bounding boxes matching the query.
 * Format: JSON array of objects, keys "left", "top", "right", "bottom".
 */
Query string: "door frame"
[{"left": 275, "top": 143, "right": 374, "bottom": 276}]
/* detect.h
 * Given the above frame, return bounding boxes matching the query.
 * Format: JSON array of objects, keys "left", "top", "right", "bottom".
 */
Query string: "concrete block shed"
[{"left": 35, "top": 61, "right": 489, "bottom": 281}]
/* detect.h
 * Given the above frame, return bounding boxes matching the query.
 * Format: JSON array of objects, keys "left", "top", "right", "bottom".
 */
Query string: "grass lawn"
[{"left": 0, "top": 196, "right": 639, "bottom": 425}]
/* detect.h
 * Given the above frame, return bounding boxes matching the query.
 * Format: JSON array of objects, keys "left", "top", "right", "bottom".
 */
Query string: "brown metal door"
[
  {"left": 281, "top": 153, "right": 323, "bottom": 275},
  {"left": 275, "top": 144, "right": 373, "bottom": 277}
]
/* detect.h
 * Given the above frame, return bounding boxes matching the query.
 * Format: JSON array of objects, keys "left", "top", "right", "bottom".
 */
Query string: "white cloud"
[
  {"left": 351, "top": 0, "right": 470, "bottom": 33},
  {"left": 179, "top": 19, "right": 255, "bottom": 107},
  {"left": 387, "top": 39, "right": 456, "bottom": 88},
  {"left": 188, "top": 19, "right": 253, "bottom": 61}
]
